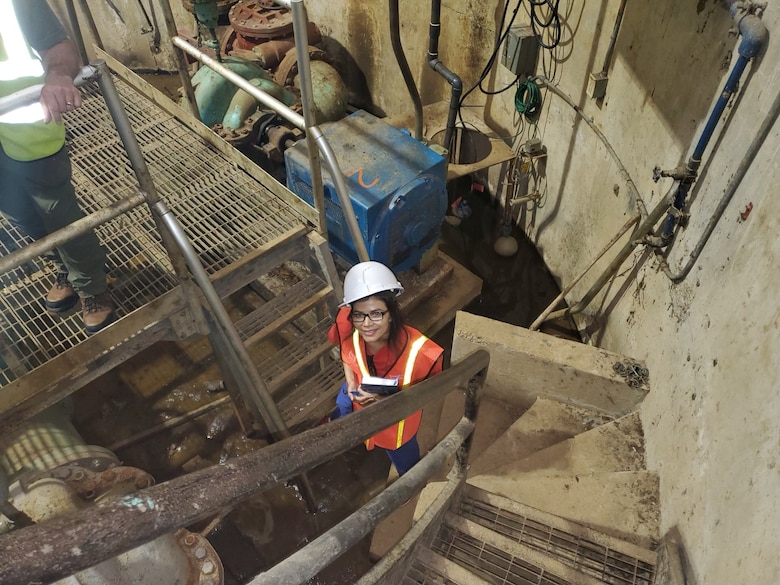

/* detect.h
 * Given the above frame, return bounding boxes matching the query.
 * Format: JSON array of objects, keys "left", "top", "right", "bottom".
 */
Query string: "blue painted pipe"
[{"left": 660, "top": 5, "right": 767, "bottom": 242}]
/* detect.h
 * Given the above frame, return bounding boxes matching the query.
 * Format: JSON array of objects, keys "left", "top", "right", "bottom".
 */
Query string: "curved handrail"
[{"left": 0, "top": 349, "right": 490, "bottom": 584}]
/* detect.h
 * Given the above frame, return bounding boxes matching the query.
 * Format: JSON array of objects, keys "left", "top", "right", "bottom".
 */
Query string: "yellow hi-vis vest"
[{"left": 0, "top": 1, "right": 65, "bottom": 161}]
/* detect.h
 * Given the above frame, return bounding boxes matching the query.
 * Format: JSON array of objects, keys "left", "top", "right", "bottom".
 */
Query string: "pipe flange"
[
  {"left": 275, "top": 46, "right": 331, "bottom": 87},
  {"left": 213, "top": 110, "right": 263, "bottom": 145},
  {"left": 181, "top": 0, "right": 237, "bottom": 15},
  {"left": 33, "top": 465, "right": 155, "bottom": 501},
  {"left": 176, "top": 528, "right": 224, "bottom": 585},
  {"left": 229, "top": 0, "right": 293, "bottom": 40}
]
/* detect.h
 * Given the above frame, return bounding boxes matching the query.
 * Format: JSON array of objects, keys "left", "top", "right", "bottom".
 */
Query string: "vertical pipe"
[
  {"left": 389, "top": 0, "right": 423, "bottom": 141},
  {"left": 427, "top": 0, "right": 462, "bottom": 156},
  {"left": 63, "top": 0, "right": 89, "bottom": 65},
  {"left": 660, "top": 54, "right": 751, "bottom": 241},
  {"left": 289, "top": 0, "right": 327, "bottom": 236},
  {"left": 159, "top": 0, "right": 202, "bottom": 123},
  {"left": 599, "top": 0, "right": 628, "bottom": 77},
  {"left": 660, "top": 5, "right": 767, "bottom": 243},
  {"left": 662, "top": 86, "right": 780, "bottom": 282}
]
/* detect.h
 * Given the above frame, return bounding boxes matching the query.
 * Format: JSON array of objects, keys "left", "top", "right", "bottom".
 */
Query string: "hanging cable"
[{"left": 514, "top": 78, "right": 543, "bottom": 121}]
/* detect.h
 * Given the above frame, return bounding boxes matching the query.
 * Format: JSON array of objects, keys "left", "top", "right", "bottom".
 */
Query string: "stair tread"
[
  {"left": 234, "top": 273, "right": 331, "bottom": 347},
  {"left": 482, "top": 411, "right": 645, "bottom": 478},
  {"left": 434, "top": 512, "right": 610, "bottom": 585},
  {"left": 468, "top": 470, "right": 660, "bottom": 547},
  {"left": 407, "top": 547, "right": 493, "bottom": 585},
  {"left": 255, "top": 317, "right": 333, "bottom": 393},
  {"left": 460, "top": 483, "right": 657, "bottom": 564},
  {"left": 468, "top": 396, "right": 614, "bottom": 477},
  {"left": 277, "top": 357, "right": 343, "bottom": 430},
  {"left": 411, "top": 481, "right": 658, "bottom": 584}
]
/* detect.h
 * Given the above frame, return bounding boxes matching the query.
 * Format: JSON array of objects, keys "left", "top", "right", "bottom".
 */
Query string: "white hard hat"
[{"left": 342, "top": 261, "right": 404, "bottom": 306}]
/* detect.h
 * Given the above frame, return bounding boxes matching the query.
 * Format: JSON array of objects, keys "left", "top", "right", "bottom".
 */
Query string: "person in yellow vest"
[
  {"left": 327, "top": 261, "right": 444, "bottom": 475},
  {"left": 0, "top": 0, "right": 114, "bottom": 334}
]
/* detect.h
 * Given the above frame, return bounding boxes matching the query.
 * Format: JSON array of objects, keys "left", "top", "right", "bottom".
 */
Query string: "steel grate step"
[
  {"left": 257, "top": 317, "right": 334, "bottom": 394},
  {"left": 458, "top": 486, "right": 655, "bottom": 585},
  {"left": 431, "top": 519, "right": 569, "bottom": 585},
  {"left": 278, "top": 357, "right": 344, "bottom": 430},
  {"left": 234, "top": 274, "right": 331, "bottom": 347}
]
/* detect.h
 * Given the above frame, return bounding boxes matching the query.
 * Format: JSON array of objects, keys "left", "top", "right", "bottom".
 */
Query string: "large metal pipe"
[
  {"left": 390, "top": 0, "right": 423, "bottom": 141},
  {"left": 0, "top": 349, "right": 490, "bottom": 584}
]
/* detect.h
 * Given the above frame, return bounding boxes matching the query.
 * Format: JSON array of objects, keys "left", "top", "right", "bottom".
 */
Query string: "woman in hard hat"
[{"left": 327, "top": 261, "right": 444, "bottom": 476}]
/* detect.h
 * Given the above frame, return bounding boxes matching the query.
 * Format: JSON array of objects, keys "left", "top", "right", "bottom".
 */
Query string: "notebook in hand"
[{"left": 360, "top": 375, "right": 401, "bottom": 395}]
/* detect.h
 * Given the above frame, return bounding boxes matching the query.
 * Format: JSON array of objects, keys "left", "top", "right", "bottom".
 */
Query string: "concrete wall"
[
  {"left": 307, "top": 1, "right": 780, "bottom": 583},
  {"left": 51, "top": 0, "right": 778, "bottom": 583}
]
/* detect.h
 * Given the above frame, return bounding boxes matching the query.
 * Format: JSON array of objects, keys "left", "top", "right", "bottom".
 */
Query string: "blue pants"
[{"left": 331, "top": 382, "right": 421, "bottom": 475}]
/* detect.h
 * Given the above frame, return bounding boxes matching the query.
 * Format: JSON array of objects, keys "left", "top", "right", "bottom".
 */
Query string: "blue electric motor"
[{"left": 284, "top": 110, "right": 447, "bottom": 271}]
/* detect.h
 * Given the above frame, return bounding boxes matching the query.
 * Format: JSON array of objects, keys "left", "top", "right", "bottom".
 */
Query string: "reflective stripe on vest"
[
  {"left": 396, "top": 335, "right": 428, "bottom": 448},
  {"left": 0, "top": 0, "right": 65, "bottom": 160},
  {"left": 352, "top": 330, "right": 430, "bottom": 449}
]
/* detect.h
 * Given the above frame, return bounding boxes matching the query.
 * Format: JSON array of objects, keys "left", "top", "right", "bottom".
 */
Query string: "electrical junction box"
[
  {"left": 285, "top": 110, "right": 448, "bottom": 271},
  {"left": 503, "top": 25, "right": 538, "bottom": 77},
  {"left": 588, "top": 72, "right": 609, "bottom": 99}
]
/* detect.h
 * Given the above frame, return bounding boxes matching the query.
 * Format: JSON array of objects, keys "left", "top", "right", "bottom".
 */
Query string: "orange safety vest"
[{"left": 340, "top": 325, "right": 443, "bottom": 451}]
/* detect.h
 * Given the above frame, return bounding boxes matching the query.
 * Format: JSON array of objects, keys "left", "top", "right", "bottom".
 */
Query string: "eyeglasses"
[{"left": 351, "top": 310, "right": 388, "bottom": 323}]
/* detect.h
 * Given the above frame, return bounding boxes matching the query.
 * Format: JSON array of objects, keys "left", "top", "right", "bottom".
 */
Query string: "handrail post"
[{"left": 288, "top": 0, "right": 328, "bottom": 239}]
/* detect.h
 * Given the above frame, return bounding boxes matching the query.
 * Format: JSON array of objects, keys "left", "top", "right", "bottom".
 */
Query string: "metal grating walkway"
[{"left": 0, "top": 74, "right": 309, "bottom": 386}]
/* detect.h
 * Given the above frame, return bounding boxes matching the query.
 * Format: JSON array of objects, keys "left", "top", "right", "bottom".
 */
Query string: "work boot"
[
  {"left": 45, "top": 272, "right": 79, "bottom": 313},
  {"left": 81, "top": 291, "right": 116, "bottom": 335}
]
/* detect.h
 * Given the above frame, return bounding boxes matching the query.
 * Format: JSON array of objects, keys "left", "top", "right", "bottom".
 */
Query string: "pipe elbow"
[{"left": 736, "top": 14, "right": 768, "bottom": 58}]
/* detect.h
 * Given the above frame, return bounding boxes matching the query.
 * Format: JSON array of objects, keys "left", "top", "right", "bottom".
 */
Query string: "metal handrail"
[
  {"left": 170, "top": 26, "right": 371, "bottom": 263},
  {"left": 0, "top": 348, "right": 490, "bottom": 584}
]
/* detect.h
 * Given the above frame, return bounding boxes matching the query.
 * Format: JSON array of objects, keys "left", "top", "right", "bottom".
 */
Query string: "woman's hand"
[{"left": 350, "top": 386, "right": 377, "bottom": 405}]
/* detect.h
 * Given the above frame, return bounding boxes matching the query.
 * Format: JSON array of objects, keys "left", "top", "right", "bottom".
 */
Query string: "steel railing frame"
[
  {"left": 0, "top": 348, "right": 490, "bottom": 584},
  {"left": 168, "top": 0, "right": 371, "bottom": 263}
]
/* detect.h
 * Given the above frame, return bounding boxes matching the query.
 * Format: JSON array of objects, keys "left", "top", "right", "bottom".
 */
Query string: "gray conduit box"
[{"left": 502, "top": 25, "right": 538, "bottom": 77}]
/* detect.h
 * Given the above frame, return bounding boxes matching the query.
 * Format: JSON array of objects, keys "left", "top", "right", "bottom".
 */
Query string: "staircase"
[
  {"left": 404, "top": 397, "right": 658, "bottom": 585},
  {"left": 387, "top": 311, "right": 660, "bottom": 585}
]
